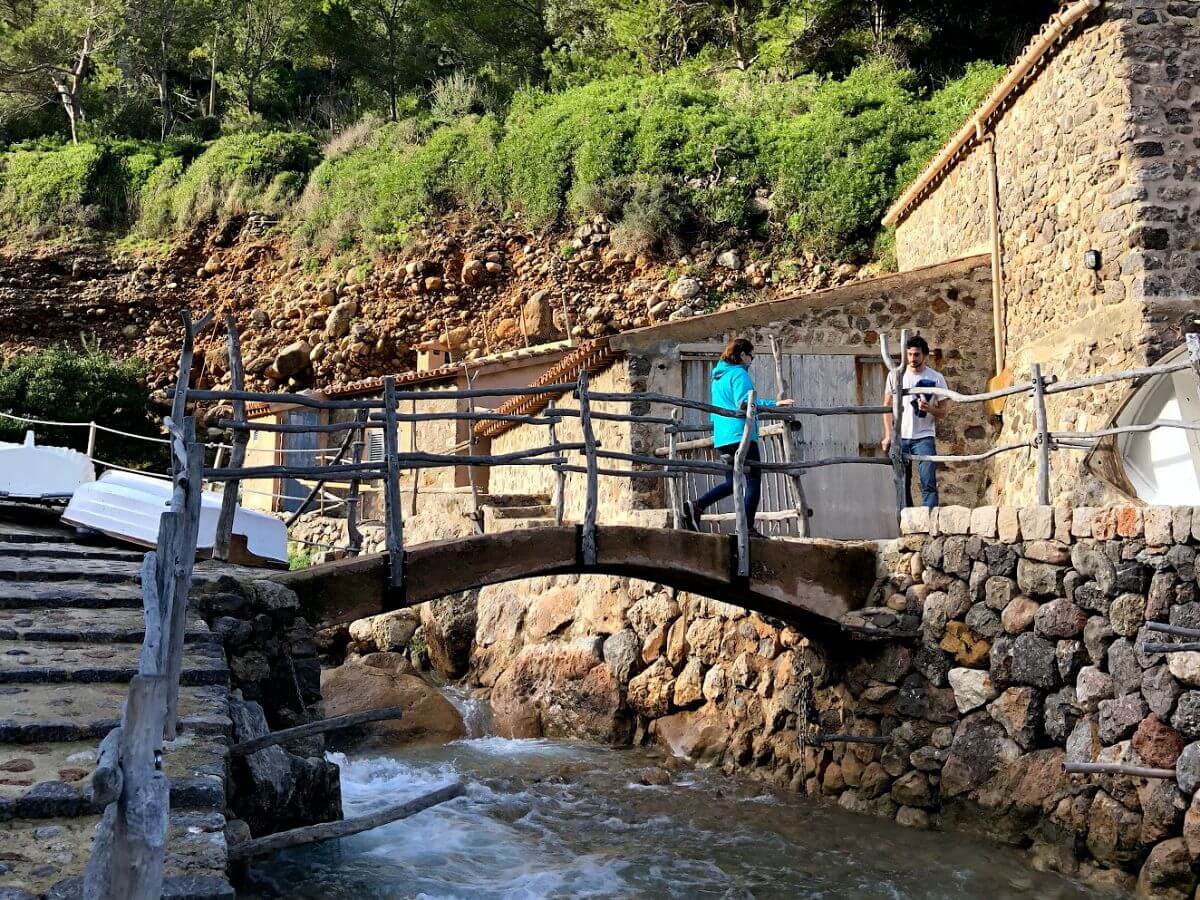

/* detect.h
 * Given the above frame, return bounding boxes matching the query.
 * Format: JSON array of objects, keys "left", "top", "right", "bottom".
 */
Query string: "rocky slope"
[{"left": 0, "top": 211, "right": 871, "bottom": 406}]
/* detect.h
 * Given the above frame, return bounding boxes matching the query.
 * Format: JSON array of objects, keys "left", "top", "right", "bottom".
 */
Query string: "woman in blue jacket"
[{"left": 683, "top": 338, "right": 791, "bottom": 536}]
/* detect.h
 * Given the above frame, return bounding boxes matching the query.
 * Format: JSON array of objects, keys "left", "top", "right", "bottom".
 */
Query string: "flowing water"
[{"left": 244, "top": 691, "right": 1103, "bottom": 900}]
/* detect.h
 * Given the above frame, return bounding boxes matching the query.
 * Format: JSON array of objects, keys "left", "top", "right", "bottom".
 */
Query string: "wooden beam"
[
  {"left": 733, "top": 390, "right": 755, "bottom": 578},
  {"left": 229, "top": 781, "right": 466, "bottom": 860},
  {"left": 1032, "top": 362, "right": 1051, "bottom": 505},
  {"left": 231, "top": 707, "right": 405, "bottom": 756},
  {"left": 577, "top": 369, "right": 599, "bottom": 565}
]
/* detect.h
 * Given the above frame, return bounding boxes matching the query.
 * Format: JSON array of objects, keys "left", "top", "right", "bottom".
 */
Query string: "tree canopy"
[{"left": 0, "top": 0, "right": 1053, "bottom": 143}]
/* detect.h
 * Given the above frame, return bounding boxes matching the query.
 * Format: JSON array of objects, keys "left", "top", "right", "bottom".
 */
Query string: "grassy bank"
[{"left": 0, "top": 61, "right": 1002, "bottom": 262}]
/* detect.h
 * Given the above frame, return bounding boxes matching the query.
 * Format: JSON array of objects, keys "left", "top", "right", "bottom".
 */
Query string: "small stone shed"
[
  {"left": 884, "top": 0, "right": 1200, "bottom": 506},
  {"left": 241, "top": 341, "right": 584, "bottom": 515}
]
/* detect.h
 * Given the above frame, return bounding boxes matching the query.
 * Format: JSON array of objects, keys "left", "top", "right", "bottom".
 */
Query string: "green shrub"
[
  {"left": 609, "top": 175, "right": 694, "bottom": 257},
  {"left": 766, "top": 59, "right": 1001, "bottom": 258},
  {"left": 137, "top": 131, "right": 321, "bottom": 235},
  {"left": 0, "top": 343, "right": 162, "bottom": 469},
  {"left": 0, "top": 140, "right": 180, "bottom": 236},
  {"left": 295, "top": 115, "right": 501, "bottom": 254}
]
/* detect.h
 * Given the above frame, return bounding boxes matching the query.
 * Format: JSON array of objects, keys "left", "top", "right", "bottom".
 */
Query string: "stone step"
[
  {"left": 0, "top": 608, "right": 217, "bottom": 645},
  {"left": 0, "top": 810, "right": 231, "bottom": 899},
  {"left": 0, "top": 683, "right": 230, "bottom": 744},
  {"left": 0, "top": 733, "right": 227, "bottom": 817},
  {"left": 0, "top": 641, "right": 228, "bottom": 686},
  {"left": 486, "top": 504, "right": 556, "bottom": 519},
  {"left": 478, "top": 493, "right": 551, "bottom": 509},
  {"left": 0, "top": 529, "right": 78, "bottom": 545},
  {"left": 0, "top": 556, "right": 144, "bottom": 584},
  {"left": 0, "top": 555, "right": 277, "bottom": 589},
  {"left": 0, "top": 542, "right": 146, "bottom": 563},
  {"left": 0, "top": 581, "right": 144, "bottom": 610},
  {"left": 494, "top": 517, "right": 558, "bottom": 531}
]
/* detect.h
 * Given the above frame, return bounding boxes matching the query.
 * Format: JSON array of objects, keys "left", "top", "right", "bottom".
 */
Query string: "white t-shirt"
[{"left": 887, "top": 366, "right": 948, "bottom": 440}]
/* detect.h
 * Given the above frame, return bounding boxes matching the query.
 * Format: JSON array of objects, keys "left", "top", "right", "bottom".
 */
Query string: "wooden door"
[
  {"left": 679, "top": 353, "right": 897, "bottom": 539},
  {"left": 279, "top": 410, "right": 320, "bottom": 513}
]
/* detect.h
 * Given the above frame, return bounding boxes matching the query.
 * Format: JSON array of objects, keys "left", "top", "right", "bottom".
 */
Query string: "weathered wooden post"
[
  {"left": 213, "top": 316, "right": 247, "bottom": 561},
  {"left": 881, "top": 330, "right": 908, "bottom": 513},
  {"left": 382, "top": 377, "right": 405, "bottom": 595},
  {"left": 733, "top": 390, "right": 756, "bottom": 578},
  {"left": 345, "top": 409, "right": 366, "bottom": 555},
  {"left": 409, "top": 398, "right": 419, "bottom": 516},
  {"left": 666, "top": 409, "right": 683, "bottom": 530},
  {"left": 163, "top": 416, "right": 203, "bottom": 740},
  {"left": 1031, "top": 362, "right": 1051, "bottom": 505},
  {"left": 461, "top": 363, "right": 484, "bottom": 534},
  {"left": 547, "top": 398, "right": 567, "bottom": 527},
  {"left": 578, "top": 369, "right": 599, "bottom": 565},
  {"left": 768, "top": 334, "right": 811, "bottom": 538},
  {"left": 83, "top": 675, "right": 171, "bottom": 900}
]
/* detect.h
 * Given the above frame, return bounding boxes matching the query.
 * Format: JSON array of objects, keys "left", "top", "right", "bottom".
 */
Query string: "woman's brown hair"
[{"left": 720, "top": 338, "right": 754, "bottom": 364}]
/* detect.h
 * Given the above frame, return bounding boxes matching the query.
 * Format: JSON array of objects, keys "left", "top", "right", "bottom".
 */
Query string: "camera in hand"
[{"left": 911, "top": 378, "right": 937, "bottom": 419}]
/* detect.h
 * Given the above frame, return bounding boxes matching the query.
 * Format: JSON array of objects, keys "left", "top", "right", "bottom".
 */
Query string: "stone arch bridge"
[{"left": 276, "top": 526, "right": 878, "bottom": 631}]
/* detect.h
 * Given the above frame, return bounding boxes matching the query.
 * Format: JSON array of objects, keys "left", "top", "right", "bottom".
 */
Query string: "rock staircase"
[
  {"left": 0, "top": 504, "right": 234, "bottom": 900},
  {"left": 479, "top": 494, "right": 557, "bottom": 533}
]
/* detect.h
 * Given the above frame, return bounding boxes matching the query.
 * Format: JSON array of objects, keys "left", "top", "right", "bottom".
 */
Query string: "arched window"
[{"left": 1108, "top": 345, "right": 1200, "bottom": 504}]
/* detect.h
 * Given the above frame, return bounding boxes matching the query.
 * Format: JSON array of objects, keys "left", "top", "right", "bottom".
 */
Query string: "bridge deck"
[{"left": 279, "top": 524, "right": 878, "bottom": 630}]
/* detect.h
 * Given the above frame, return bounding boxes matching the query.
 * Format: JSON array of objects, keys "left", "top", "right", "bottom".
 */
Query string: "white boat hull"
[
  {"left": 63, "top": 470, "right": 288, "bottom": 565},
  {"left": 0, "top": 431, "right": 95, "bottom": 500}
]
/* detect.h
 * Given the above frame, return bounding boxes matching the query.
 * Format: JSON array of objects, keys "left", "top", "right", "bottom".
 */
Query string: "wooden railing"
[{"left": 79, "top": 312, "right": 1200, "bottom": 894}]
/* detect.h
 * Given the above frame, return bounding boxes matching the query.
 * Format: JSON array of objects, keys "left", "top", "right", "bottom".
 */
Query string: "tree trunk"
[
  {"left": 208, "top": 29, "right": 219, "bottom": 117},
  {"left": 51, "top": 74, "right": 81, "bottom": 143}
]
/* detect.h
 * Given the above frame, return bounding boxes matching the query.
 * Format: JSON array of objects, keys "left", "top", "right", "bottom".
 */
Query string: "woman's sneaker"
[{"left": 682, "top": 501, "right": 701, "bottom": 531}]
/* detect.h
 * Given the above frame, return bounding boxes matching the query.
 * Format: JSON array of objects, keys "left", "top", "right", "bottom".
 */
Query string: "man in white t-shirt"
[{"left": 882, "top": 335, "right": 949, "bottom": 508}]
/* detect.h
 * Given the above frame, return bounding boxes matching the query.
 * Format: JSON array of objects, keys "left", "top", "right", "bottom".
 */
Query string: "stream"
[{"left": 244, "top": 690, "right": 1103, "bottom": 899}]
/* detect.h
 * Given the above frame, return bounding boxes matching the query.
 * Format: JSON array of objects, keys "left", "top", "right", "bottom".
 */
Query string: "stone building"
[
  {"left": 884, "top": 0, "right": 1200, "bottom": 506},
  {"left": 239, "top": 340, "right": 610, "bottom": 517}
]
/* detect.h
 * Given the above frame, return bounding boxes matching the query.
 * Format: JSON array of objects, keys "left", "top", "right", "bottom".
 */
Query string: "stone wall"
[
  {"left": 877, "top": 502, "right": 1200, "bottom": 894},
  {"left": 460, "top": 502, "right": 1200, "bottom": 894},
  {"left": 193, "top": 575, "right": 341, "bottom": 840},
  {"left": 893, "top": 1, "right": 1200, "bottom": 506}
]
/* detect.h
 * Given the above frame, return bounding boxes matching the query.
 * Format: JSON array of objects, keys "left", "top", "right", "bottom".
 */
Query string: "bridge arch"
[{"left": 277, "top": 526, "right": 878, "bottom": 631}]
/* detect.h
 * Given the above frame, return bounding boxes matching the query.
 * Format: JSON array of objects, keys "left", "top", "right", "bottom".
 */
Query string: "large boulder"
[
  {"left": 273, "top": 341, "right": 312, "bottom": 379},
  {"left": 941, "top": 712, "right": 1020, "bottom": 797},
  {"left": 489, "top": 639, "right": 630, "bottom": 744},
  {"left": 228, "top": 697, "right": 341, "bottom": 836},
  {"left": 653, "top": 706, "right": 728, "bottom": 763},
  {"left": 348, "top": 609, "right": 420, "bottom": 652},
  {"left": 324, "top": 300, "right": 357, "bottom": 339},
  {"left": 521, "top": 290, "right": 559, "bottom": 341},
  {"left": 321, "top": 658, "right": 465, "bottom": 749},
  {"left": 420, "top": 593, "right": 477, "bottom": 678}
]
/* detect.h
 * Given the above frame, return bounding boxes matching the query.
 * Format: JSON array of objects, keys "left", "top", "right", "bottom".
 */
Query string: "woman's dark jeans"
[{"left": 695, "top": 441, "right": 762, "bottom": 527}]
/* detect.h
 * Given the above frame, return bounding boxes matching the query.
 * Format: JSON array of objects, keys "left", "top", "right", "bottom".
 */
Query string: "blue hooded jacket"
[{"left": 709, "top": 360, "right": 776, "bottom": 447}]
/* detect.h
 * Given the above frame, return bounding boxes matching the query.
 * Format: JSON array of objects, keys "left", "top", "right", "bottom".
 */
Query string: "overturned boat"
[
  {"left": 63, "top": 469, "right": 288, "bottom": 566},
  {"left": 0, "top": 431, "right": 95, "bottom": 501}
]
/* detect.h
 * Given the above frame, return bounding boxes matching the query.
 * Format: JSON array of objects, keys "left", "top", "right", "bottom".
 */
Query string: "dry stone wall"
[
  {"left": 455, "top": 502, "right": 1200, "bottom": 895},
  {"left": 880, "top": 503, "right": 1200, "bottom": 894}
]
